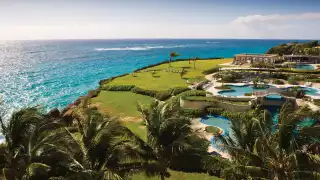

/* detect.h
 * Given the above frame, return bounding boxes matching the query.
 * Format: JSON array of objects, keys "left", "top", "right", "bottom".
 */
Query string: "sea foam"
[{"left": 94, "top": 45, "right": 186, "bottom": 51}]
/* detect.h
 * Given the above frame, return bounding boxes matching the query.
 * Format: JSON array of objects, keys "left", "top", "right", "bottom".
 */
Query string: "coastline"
[{"left": 63, "top": 57, "right": 227, "bottom": 112}]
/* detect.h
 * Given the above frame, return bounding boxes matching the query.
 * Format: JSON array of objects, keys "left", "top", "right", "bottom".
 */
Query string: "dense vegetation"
[
  {"left": 0, "top": 99, "right": 223, "bottom": 180},
  {"left": 267, "top": 40, "right": 319, "bottom": 55},
  {"left": 216, "top": 103, "right": 320, "bottom": 179}
]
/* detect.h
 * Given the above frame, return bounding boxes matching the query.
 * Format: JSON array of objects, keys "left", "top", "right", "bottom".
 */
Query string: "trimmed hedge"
[
  {"left": 273, "top": 79, "right": 285, "bottom": 85},
  {"left": 180, "top": 108, "right": 206, "bottom": 118},
  {"left": 154, "top": 91, "right": 172, "bottom": 101},
  {"left": 102, "top": 85, "right": 135, "bottom": 91},
  {"left": 180, "top": 90, "right": 207, "bottom": 97},
  {"left": 131, "top": 87, "right": 157, "bottom": 97},
  {"left": 214, "top": 85, "right": 232, "bottom": 90},
  {"left": 169, "top": 87, "right": 190, "bottom": 96},
  {"left": 206, "top": 107, "right": 225, "bottom": 115},
  {"left": 202, "top": 67, "right": 220, "bottom": 75},
  {"left": 244, "top": 92, "right": 253, "bottom": 96},
  {"left": 131, "top": 87, "right": 172, "bottom": 101}
]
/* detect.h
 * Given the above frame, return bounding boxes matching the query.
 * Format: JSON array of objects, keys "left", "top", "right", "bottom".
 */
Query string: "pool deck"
[
  {"left": 191, "top": 118, "right": 230, "bottom": 159},
  {"left": 205, "top": 72, "right": 320, "bottom": 98}
]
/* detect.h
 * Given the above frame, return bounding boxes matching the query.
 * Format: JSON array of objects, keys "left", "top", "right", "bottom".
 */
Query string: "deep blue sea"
[{"left": 0, "top": 39, "right": 310, "bottom": 115}]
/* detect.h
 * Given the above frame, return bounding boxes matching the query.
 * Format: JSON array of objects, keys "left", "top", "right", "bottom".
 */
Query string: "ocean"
[{"left": 0, "top": 39, "right": 309, "bottom": 115}]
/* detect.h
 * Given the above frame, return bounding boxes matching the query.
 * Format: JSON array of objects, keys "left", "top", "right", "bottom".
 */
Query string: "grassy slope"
[
  {"left": 108, "top": 59, "right": 232, "bottom": 90},
  {"left": 91, "top": 59, "right": 231, "bottom": 180},
  {"left": 131, "top": 170, "right": 223, "bottom": 180},
  {"left": 91, "top": 91, "right": 154, "bottom": 118},
  {"left": 93, "top": 59, "right": 232, "bottom": 117}
]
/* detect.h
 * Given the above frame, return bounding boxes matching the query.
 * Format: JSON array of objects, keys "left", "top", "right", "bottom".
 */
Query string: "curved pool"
[
  {"left": 286, "top": 86, "right": 320, "bottom": 96},
  {"left": 200, "top": 115, "right": 230, "bottom": 135},
  {"left": 218, "top": 85, "right": 272, "bottom": 96},
  {"left": 294, "top": 64, "right": 315, "bottom": 70}
]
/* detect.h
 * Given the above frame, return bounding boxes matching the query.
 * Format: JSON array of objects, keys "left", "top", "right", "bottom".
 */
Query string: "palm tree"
[
  {"left": 63, "top": 107, "right": 158, "bottom": 180},
  {"left": 193, "top": 57, "right": 200, "bottom": 69},
  {"left": 169, "top": 52, "right": 179, "bottom": 67},
  {"left": 0, "top": 108, "right": 70, "bottom": 179},
  {"left": 137, "top": 101, "right": 205, "bottom": 180},
  {"left": 217, "top": 103, "right": 320, "bottom": 179}
]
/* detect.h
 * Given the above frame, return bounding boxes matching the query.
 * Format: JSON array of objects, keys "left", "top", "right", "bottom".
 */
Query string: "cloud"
[
  {"left": 228, "top": 13, "right": 320, "bottom": 39},
  {"left": 232, "top": 13, "right": 320, "bottom": 25}
]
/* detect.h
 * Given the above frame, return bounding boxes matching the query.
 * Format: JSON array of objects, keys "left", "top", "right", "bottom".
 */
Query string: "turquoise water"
[
  {"left": 0, "top": 39, "right": 310, "bottom": 114},
  {"left": 200, "top": 115, "right": 231, "bottom": 135},
  {"left": 285, "top": 87, "right": 320, "bottom": 96},
  {"left": 219, "top": 85, "right": 320, "bottom": 97},
  {"left": 218, "top": 85, "right": 271, "bottom": 96},
  {"left": 201, "top": 106, "right": 316, "bottom": 141},
  {"left": 265, "top": 94, "right": 284, "bottom": 100},
  {"left": 301, "top": 87, "right": 320, "bottom": 96},
  {"left": 295, "top": 64, "right": 315, "bottom": 70}
]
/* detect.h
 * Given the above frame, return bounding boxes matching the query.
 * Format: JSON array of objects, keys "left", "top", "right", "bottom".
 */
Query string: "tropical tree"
[
  {"left": 179, "top": 68, "right": 187, "bottom": 79},
  {"left": 62, "top": 106, "right": 159, "bottom": 180},
  {"left": 0, "top": 108, "right": 70, "bottom": 179},
  {"left": 169, "top": 52, "right": 179, "bottom": 67},
  {"left": 217, "top": 103, "right": 320, "bottom": 179},
  {"left": 137, "top": 101, "right": 210, "bottom": 180},
  {"left": 194, "top": 57, "right": 200, "bottom": 69}
]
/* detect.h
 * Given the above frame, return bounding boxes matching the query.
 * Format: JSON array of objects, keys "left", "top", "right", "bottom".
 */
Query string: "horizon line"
[{"left": 1, "top": 37, "right": 319, "bottom": 42}]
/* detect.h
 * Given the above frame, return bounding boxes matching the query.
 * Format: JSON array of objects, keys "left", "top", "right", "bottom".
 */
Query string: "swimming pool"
[
  {"left": 294, "top": 64, "right": 315, "bottom": 70},
  {"left": 200, "top": 106, "right": 316, "bottom": 149},
  {"left": 218, "top": 85, "right": 320, "bottom": 97},
  {"left": 218, "top": 85, "right": 272, "bottom": 96},
  {"left": 200, "top": 115, "right": 230, "bottom": 135},
  {"left": 302, "top": 87, "right": 320, "bottom": 96},
  {"left": 286, "top": 87, "right": 320, "bottom": 96}
]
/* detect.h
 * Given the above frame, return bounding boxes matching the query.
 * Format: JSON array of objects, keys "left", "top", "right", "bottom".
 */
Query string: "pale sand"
[{"left": 191, "top": 118, "right": 230, "bottom": 159}]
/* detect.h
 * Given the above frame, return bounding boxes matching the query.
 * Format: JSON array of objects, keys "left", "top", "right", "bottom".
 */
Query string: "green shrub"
[
  {"left": 183, "top": 96, "right": 208, "bottom": 101},
  {"left": 131, "top": 87, "right": 157, "bottom": 97},
  {"left": 102, "top": 85, "right": 135, "bottom": 91},
  {"left": 206, "top": 107, "right": 224, "bottom": 115},
  {"left": 180, "top": 90, "right": 206, "bottom": 97},
  {"left": 214, "top": 85, "right": 231, "bottom": 90},
  {"left": 180, "top": 108, "right": 206, "bottom": 118},
  {"left": 273, "top": 79, "right": 285, "bottom": 85},
  {"left": 169, "top": 87, "right": 190, "bottom": 95},
  {"left": 202, "top": 67, "right": 219, "bottom": 75},
  {"left": 205, "top": 126, "right": 221, "bottom": 135},
  {"left": 131, "top": 87, "right": 172, "bottom": 101},
  {"left": 307, "top": 79, "right": 320, "bottom": 83},
  {"left": 155, "top": 91, "right": 172, "bottom": 101},
  {"left": 288, "top": 76, "right": 299, "bottom": 85},
  {"left": 244, "top": 92, "right": 253, "bottom": 96},
  {"left": 313, "top": 99, "right": 320, "bottom": 106}
]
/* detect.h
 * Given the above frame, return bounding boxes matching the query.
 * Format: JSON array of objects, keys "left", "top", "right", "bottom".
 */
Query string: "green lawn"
[
  {"left": 107, "top": 59, "right": 232, "bottom": 91},
  {"left": 131, "top": 169, "right": 223, "bottom": 180},
  {"left": 91, "top": 91, "right": 154, "bottom": 118},
  {"left": 205, "top": 126, "right": 221, "bottom": 135},
  {"left": 123, "top": 121, "right": 147, "bottom": 141}
]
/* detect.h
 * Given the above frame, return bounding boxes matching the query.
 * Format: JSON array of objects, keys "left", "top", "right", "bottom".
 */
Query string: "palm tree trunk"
[{"left": 169, "top": 57, "right": 172, "bottom": 67}]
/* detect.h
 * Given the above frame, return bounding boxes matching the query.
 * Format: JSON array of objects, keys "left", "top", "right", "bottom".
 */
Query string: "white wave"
[
  {"left": 94, "top": 45, "right": 186, "bottom": 51},
  {"left": 206, "top": 42, "right": 220, "bottom": 44}
]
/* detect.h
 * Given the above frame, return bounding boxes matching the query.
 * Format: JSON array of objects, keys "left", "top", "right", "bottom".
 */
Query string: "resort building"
[
  {"left": 283, "top": 55, "right": 320, "bottom": 64},
  {"left": 233, "top": 54, "right": 280, "bottom": 65}
]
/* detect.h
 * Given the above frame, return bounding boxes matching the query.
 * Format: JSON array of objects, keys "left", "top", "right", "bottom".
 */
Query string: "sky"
[{"left": 0, "top": 0, "right": 320, "bottom": 40}]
